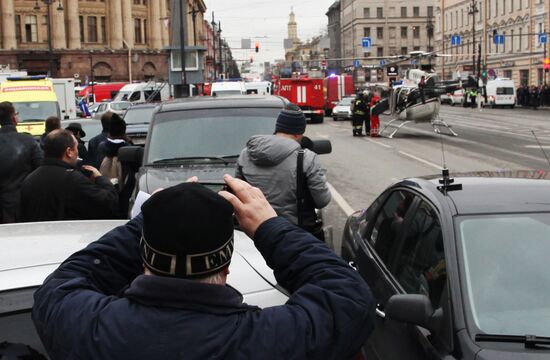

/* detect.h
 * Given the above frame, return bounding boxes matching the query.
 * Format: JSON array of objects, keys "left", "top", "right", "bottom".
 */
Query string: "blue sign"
[
  {"left": 379, "top": 60, "right": 386, "bottom": 66},
  {"left": 494, "top": 34, "right": 505, "bottom": 45},
  {"left": 362, "top": 37, "right": 372, "bottom": 49},
  {"left": 354, "top": 60, "right": 361, "bottom": 68},
  {"left": 451, "top": 35, "right": 461, "bottom": 46},
  {"left": 539, "top": 33, "right": 548, "bottom": 44},
  {"left": 411, "top": 59, "right": 418, "bottom": 65}
]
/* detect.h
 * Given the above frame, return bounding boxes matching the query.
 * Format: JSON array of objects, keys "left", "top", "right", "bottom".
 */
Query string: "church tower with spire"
[{"left": 288, "top": 7, "right": 298, "bottom": 42}]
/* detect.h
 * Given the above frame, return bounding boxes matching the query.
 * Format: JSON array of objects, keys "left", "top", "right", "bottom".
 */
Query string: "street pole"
[
  {"left": 468, "top": 0, "right": 478, "bottom": 78},
  {"left": 212, "top": 13, "right": 217, "bottom": 80},
  {"left": 89, "top": 51, "right": 95, "bottom": 103},
  {"left": 442, "top": 0, "right": 446, "bottom": 80},
  {"left": 179, "top": 0, "right": 187, "bottom": 97},
  {"left": 218, "top": 21, "right": 223, "bottom": 79},
  {"left": 46, "top": 1, "right": 53, "bottom": 77}
]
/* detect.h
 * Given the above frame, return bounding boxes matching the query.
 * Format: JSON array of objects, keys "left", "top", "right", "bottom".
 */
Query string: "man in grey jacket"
[{"left": 236, "top": 105, "right": 331, "bottom": 239}]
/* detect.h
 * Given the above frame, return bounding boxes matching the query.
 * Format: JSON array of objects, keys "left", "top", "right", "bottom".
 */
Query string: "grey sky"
[{"left": 205, "top": 0, "right": 336, "bottom": 66}]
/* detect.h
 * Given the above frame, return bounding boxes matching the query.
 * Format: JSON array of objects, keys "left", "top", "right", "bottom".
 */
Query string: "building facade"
[
  {"left": 435, "top": 0, "right": 549, "bottom": 86},
  {"left": 326, "top": 1, "right": 342, "bottom": 74},
  {"left": 0, "top": 0, "right": 206, "bottom": 83},
  {"left": 340, "top": 0, "right": 437, "bottom": 68}
]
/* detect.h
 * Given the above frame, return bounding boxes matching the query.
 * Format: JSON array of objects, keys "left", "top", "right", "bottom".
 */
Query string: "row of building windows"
[
  {"left": 12, "top": 14, "right": 149, "bottom": 45},
  {"left": 446, "top": 0, "right": 537, "bottom": 31},
  {"left": 363, "top": 45, "right": 427, "bottom": 58},
  {"left": 363, "top": 6, "right": 434, "bottom": 19},
  {"left": 363, "top": 26, "right": 430, "bottom": 39}
]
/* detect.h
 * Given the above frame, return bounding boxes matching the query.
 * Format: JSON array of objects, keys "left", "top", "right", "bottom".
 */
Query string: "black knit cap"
[
  {"left": 109, "top": 113, "right": 126, "bottom": 137},
  {"left": 275, "top": 105, "right": 306, "bottom": 135},
  {"left": 140, "top": 182, "right": 235, "bottom": 279}
]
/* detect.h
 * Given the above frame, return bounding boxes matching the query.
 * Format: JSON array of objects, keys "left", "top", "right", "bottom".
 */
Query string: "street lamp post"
[
  {"left": 467, "top": 0, "right": 479, "bottom": 78},
  {"left": 34, "top": 0, "right": 63, "bottom": 77}
]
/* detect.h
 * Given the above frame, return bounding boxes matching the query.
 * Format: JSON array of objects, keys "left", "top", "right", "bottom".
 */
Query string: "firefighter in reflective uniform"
[
  {"left": 362, "top": 90, "right": 371, "bottom": 136},
  {"left": 351, "top": 93, "right": 367, "bottom": 136}
]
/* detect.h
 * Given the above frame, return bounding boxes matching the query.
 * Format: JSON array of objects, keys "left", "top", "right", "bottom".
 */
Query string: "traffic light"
[
  {"left": 544, "top": 58, "right": 550, "bottom": 71},
  {"left": 255, "top": 42, "right": 260, "bottom": 53},
  {"left": 481, "top": 69, "right": 487, "bottom": 78}
]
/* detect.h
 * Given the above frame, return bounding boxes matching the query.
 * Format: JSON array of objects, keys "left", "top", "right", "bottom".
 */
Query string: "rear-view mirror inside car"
[
  {"left": 118, "top": 146, "right": 144, "bottom": 165},
  {"left": 385, "top": 294, "right": 443, "bottom": 333}
]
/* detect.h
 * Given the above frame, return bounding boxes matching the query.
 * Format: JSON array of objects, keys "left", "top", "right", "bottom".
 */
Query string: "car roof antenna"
[
  {"left": 437, "top": 130, "right": 462, "bottom": 194},
  {"left": 531, "top": 130, "right": 550, "bottom": 169}
]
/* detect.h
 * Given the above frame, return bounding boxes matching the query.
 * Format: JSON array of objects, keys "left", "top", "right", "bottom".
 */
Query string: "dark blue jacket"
[{"left": 32, "top": 216, "right": 375, "bottom": 360}]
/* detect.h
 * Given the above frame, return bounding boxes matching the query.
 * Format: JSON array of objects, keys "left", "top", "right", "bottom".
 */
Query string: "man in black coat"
[
  {"left": 0, "top": 102, "right": 43, "bottom": 223},
  {"left": 87, "top": 111, "right": 112, "bottom": 168},
  {"left": 19, "top": 129, "right": 118, "bottom": 222},
  {"left": 32, "top": 176, "right": 375, "bottom": 360}
]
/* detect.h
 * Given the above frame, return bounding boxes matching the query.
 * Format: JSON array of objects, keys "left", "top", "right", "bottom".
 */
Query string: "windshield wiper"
[
  {"left": 476, "top": 334, "right": 550, "bottom": 349},
  {"left": 152, "top": 155, "right": 238, "bottom": 165}
]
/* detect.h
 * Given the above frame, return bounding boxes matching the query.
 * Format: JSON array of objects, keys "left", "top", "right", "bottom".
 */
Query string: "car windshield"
[
  {"left": 114, "top": 91, "right": 132, "bottom": 102},
  {"left": 338, "top": 98, "right": 353, "bottom": 106},
  {"left": 124, "top": 107, "right": 156, "bottom": 124},
  {"left": 457, "top": 213, "right": 550, "bottom": 338},
  {"left": 111, "top": 102, "right": 131, "bottom": 111},
  {"left": 13, "top": 101, "right": 59, "bottom": 122},
  {"left": 146, "top": 108, "right": 279, "bottom": 163},
  {"left": 496, "top": 87, "right": 514, "bottom": 95}
]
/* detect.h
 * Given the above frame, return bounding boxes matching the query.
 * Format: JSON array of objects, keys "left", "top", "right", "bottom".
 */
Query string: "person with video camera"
[{"left": 236, "top": 104, "right": 331, "bottom": 241}]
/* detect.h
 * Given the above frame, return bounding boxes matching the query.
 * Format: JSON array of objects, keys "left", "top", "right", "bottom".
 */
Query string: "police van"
[{"left": 0, "top": 76, "right": 60, "bottom": 137}]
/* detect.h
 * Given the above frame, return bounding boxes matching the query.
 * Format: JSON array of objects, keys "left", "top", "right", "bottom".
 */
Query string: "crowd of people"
[
  {"left": 1, "top": 98, "right": 378, "bottom": 359},
  {"left": 516, "top": 84, "right": 550, "bottom": 109},
  {"left": 0, "top": 101, "right": 135, "bottom": 224}
]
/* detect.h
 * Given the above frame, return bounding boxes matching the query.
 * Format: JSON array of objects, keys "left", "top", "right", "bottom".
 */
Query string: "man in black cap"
[
  {"left": 32, "top": 175, "right": 375, "bottom": 359},
  {"left": 65, "top": 122, "right": 89, "bottom": 164},
  {"left": 0, "top": 101, "right": 43, "bottom": 223},
  {"left": 236, "top": 104, "right": 331, "bottom": 239},
  {"left": 19, "top": 129, "right": 118, "bottom": 221}
]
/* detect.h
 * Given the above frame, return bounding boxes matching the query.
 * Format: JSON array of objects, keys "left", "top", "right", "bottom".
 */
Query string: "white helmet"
[{"left": 363, "top": 90, "right": 369, "bottom": 96}]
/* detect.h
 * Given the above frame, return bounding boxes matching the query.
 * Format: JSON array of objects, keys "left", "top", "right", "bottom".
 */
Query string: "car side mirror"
[
  {"left": 118, "top": 146, "right": 144, "bottom": 165},
  {"left": 385, "top": 294, "right": 443, "bottom": 333}
]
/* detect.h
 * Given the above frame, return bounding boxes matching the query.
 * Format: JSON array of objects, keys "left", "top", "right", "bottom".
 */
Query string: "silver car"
[
  {"left": 0, "top": 220, "right": 288, "bottom": 357},
  {"left": 92, "top": 101, "right": 132, "bottom": 119},
  {"left": 332, "top": 97, "right": 354, "bottom": 121}
]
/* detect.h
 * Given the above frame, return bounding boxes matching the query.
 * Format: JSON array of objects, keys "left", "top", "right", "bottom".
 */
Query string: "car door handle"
[{"left": 376, "top": 305, "right": 386, "bottom": 319}]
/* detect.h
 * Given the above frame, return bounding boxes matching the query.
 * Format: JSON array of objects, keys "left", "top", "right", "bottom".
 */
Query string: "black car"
[
  {"left": 120, "top": 95, "right": 290, "bottom": 194},
  {"left": 122, "top": 103, "right": 158, "bottom": 146},
  {"left": 341, "top": 170, "right": 550, "bottom": 359}
]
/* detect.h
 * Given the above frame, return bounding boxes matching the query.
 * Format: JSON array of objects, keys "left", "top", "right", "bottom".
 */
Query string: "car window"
[
  {"left": 394, "top": 201, "right": 446, "bottom": 308},
  {"left": 98, "top": 104, "right": 106, "bottom": 112},
  {"left": 368, "top": 190, "right": 415, "bottom": 266},
  {"left": 129, "top": 92, "right": 141, "bottom": 102}
]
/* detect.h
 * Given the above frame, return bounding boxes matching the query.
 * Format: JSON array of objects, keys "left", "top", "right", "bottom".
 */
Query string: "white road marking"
[
  {"left": 525, "top": 145, "right": 550, "bottom": 149},
  {"left": 314, "top": 132, "right": 330, "bottom": 139},
  {"left": 366, "top": 138, "right": 393, "bottom": 148},
  {"left": 398, "top": 151, "right": 442, "bottom": 170},
  {"left": 327, "top": 182, "right": 355, "bottom": 216}
]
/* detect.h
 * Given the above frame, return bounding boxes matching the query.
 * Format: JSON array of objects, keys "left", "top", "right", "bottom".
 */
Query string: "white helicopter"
[{"left": 369, "top": 51, "right": 463, "bottom": 138}]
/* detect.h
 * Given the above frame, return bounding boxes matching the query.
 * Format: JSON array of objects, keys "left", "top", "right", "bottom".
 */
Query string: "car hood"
[
  {"left": 138, "top": 163, "right": 236, "bottom": 194},
  {"left": 126, "top": 123, "right": 150, "bottom": 134},
  {"left": 333, "top": 105, "right": 351, "bottom": 112},
  {"left": 0, "top": 221, "right": 287, "bottom": 308}
]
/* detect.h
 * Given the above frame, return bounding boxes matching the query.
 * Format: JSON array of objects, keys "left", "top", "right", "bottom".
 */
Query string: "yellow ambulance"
[{"left": 0, "top": 76, "right": 60, "bottom": 137}]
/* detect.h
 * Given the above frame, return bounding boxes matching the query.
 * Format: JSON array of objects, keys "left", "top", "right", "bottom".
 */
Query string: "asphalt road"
[{"left": 305, "top": 105, "right": 550, "bottom": 253}]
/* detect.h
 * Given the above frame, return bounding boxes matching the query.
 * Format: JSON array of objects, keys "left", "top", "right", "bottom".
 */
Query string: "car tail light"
[{"left": 315, "top": 110, "right": 324, "bottom": 114}]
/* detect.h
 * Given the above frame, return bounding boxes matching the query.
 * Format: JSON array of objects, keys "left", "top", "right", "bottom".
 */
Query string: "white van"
[
  {"left": 483, "top": 78, "right": 516, "bottom": 108},
  {"left": 51, "top": 78, "right": 77, "bottom": 120},
  {"left": 245, "top": 81, "right": 272, "bottom": 95},
  {"left": 211, "top": 81, "right": 246, "bottom": 97},
  {"left": 113, "top": 82, "right": 171, "bottom": 103}
]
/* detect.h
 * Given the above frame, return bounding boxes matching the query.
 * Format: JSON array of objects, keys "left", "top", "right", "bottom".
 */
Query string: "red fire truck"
[
  {"left": 323, "top": 74, "right": 354, "bottom": 115},
  {"left": 276, "top": 77, "right": 325, "bottom": 123}
]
